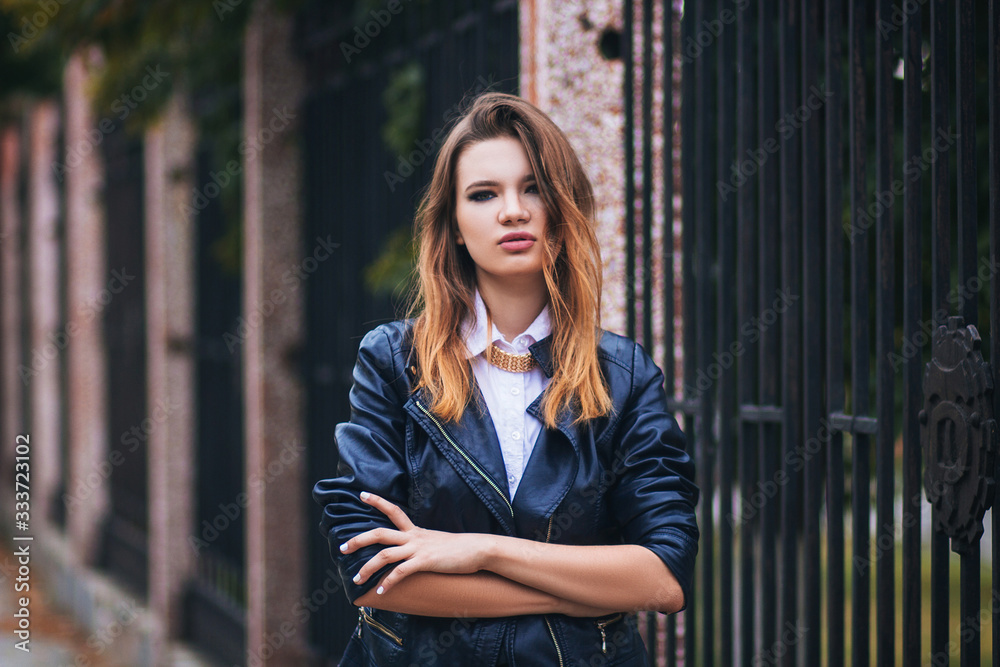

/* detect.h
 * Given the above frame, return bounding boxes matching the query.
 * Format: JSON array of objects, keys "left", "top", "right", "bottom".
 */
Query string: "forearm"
[
  {"left": 355, "top": 571, "right": 617, "bottom": 617},
  {"left": 483, "top": 539, "right": 683, "bottom": 613}
]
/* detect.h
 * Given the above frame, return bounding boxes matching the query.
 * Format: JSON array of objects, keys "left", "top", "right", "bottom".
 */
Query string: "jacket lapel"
[
  {"left": 404, "top": 389, "right": 516, "bottom": 536},
  {"left": 514, "top": 393, "right": 580, "bottom": 531}
]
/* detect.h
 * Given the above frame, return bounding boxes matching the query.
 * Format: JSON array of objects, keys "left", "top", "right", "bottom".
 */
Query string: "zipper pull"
[{"left": 599, "top": 625, "right": 607, "bottom": 654}]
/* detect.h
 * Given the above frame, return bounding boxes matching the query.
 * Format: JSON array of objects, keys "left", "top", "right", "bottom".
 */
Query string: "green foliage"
[
  {"left": 381, "top": 61, "right": 424, "bottom": 157},
  {"left": 364, "top": 224, "right": 416, "bottom": 299}
]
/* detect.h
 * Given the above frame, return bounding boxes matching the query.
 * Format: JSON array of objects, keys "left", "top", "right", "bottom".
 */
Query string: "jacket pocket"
[
  {"left": 356, "top": 607, "right": 405, "bottom": 666},
  {"left": 360, "top": 607, "right": 404, "bottom": 647}
]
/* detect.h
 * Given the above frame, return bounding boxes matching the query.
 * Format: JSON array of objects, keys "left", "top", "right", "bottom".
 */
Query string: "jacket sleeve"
[
  {"left": 606, "top": 341, "right": 700, "bottom": 611},
  {"left": 312, "top": 325, "right": 412, "bottom": 604}
]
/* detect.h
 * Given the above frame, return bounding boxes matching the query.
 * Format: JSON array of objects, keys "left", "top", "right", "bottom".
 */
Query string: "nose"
[{"left": 498, "top": 189, "right": 529, "bottom": 224}]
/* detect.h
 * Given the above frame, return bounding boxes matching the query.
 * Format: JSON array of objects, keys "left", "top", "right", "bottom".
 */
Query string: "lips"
[{"left": 498, "top": 232, "right": 536, "bottom": 251}]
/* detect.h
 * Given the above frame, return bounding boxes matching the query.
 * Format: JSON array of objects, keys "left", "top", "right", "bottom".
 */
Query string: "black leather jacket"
[{"left": 313, "top": 321, "right": 699, "bottom": 666}]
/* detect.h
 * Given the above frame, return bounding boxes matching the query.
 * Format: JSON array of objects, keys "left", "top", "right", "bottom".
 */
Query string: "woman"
[{"left": 314, "top": 92, "right": 699, "bottom": 666}]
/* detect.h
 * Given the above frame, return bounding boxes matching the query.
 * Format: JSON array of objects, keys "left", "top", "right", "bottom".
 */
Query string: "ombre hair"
[{"left": 407, "top": 92, "right": 612, "bottom": 427}]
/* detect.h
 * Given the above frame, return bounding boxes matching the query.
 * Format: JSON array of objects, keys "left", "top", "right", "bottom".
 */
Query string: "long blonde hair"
[{"left": 407, "top": 92, "right": 611, "bottom": 427}]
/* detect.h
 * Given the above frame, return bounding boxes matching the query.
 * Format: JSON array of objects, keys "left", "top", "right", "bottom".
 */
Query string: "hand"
[{"left": 340, "top": 492, "right": 495, "bottom": 595}]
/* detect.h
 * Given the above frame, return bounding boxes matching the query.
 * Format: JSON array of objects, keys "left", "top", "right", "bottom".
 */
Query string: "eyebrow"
[{"left": 463, "top": 175, "right": 536, "bottom": 193}]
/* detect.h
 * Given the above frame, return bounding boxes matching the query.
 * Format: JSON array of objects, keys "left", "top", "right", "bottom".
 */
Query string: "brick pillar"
[
  {"left": 0, "top": 124, "right": 24, "bottom": 511},
  {"left": 144, "top": 87, "right": 197, "bottom": 658},
  {"left": 520, "top": 0, "right": 632, "bottom": 337},
  {"left": 243, "top": 2, "right": 310, "bottom": 664},
  {"left": 63, "top": 49, "right": 111, "bottom": 562},
  {"left": 26, "top": 100, "right": 63, "bottom": 527}
]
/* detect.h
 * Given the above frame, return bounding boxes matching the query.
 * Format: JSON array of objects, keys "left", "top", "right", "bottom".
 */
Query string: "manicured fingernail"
[
  {"left": 340, "top": 543, "right": 348, "bottom": 552},
  {"left": 376, "top": 586, "right": 384, "bottom": 595},
  {"left": 353, "top": 573, "right": 361, "bottom": 583},
  {"left": 360, "top": 491, "right": 370, "bottom": 500}
]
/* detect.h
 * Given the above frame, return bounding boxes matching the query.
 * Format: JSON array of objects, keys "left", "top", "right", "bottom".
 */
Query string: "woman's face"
[{"left": 453, "top": 136, "right": 549, "bottom": 290}]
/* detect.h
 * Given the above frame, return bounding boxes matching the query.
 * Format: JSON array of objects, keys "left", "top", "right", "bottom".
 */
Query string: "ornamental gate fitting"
[{"left": 920, "top": 316, "right": 998, "bottom": 554}]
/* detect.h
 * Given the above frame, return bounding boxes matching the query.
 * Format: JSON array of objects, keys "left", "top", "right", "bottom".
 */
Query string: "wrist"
[{"left": 476, "top": 533, "right": 502, "bottom": 572}]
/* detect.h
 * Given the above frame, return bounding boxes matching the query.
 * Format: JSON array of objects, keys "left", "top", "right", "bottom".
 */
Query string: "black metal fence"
[
  {"left": 622, "top": 0, "right": 999, "bottom": 665},
  {"left": 100, "top": 124, "right": 149, "bottom": 598},
  {"left": 296, "top": 0, "right": 518, "bottom": 661},
  {"left": 184, "top": 139, "right": 247, "bottom": 665}
]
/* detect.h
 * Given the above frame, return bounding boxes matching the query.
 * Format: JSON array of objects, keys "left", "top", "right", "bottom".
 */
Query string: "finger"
[
  {"left": 360, "top": 491, "right": 416, "bottom": 531},
  {"left": 373, "top": 558, "right": 422, "bottom": 595},
  {"left": 353, "top": 545, "right": 412, "bottom": 585},
  {"left": 340, "top": 527, "right": 406, "bottom": 554}
]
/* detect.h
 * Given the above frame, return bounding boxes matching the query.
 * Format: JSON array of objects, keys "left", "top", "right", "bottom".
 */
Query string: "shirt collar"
[{"left": 463, "top": 289, "right": 552, "bottom": 358}]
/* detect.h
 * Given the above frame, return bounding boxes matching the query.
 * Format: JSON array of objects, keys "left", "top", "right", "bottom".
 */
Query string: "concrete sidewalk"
[{"left": 0, "top": 542, "right": 115, "bottom": 666}]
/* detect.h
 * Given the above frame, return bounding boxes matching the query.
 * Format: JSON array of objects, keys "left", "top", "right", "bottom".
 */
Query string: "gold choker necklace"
[{"left": 486, "top": 344, "right": 536, "bottom": 373}]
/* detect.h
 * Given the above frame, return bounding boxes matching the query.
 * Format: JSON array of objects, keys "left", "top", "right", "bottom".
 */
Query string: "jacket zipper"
[
  {"left": 544, "top": 617, "right": 565, "bottom": 667},
  {"left": 595, "top": 613, "right": 624, "bottom": 654},
  {"left": 415, "top": 401, "right": 514, "bottom": 517},
  {"left": 359, "top": 607, "right": 404, "bottom": 646},
  {"left": 542, "top": 515, "right": 565, "bottom": 667}
]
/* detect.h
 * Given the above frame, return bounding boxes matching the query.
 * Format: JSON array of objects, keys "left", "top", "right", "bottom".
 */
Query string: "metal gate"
[
  {"left": 622, "top": 0, "right": 999, "bottom": 665},
  {"left": 296, "top": 0, "right": 519, "bottom": 661},
  {"left": 100, "top": 124, "right": 149, "bottom": 597},
  {"left": 184, "top": 125, "right": 247, "bottom": 664}
]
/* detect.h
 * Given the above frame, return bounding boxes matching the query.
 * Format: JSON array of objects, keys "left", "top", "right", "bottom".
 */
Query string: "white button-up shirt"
[{"left": 463, "top": 291, "right": 551, "bottom": 499}]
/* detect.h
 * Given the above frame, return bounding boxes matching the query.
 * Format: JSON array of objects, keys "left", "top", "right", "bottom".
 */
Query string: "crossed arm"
[{"left": 342, "top": 492, "right": 685, "bottom": 618}]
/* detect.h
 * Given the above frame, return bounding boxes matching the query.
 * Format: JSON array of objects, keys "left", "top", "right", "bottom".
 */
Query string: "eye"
[
  {"left": 468, "top": 190, "right": 494, "bottom": 202},
  {"left": 525, "top": 183, "right": 540, "bottom": 194}
]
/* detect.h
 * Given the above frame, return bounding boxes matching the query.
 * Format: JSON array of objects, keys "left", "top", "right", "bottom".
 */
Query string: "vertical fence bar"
[
  {"left": 680, "top": 0, "right": 698, "bottom": 661},
  {"left": 824, "top": 0, "right": 846, "bottom": 665},
  {"left": 956, "top": 0, "right": 977, "bottom": 327},
  {"left": 929, "top": 0, "right": 952, "bottom": 658},
  {"left": 716, "top": 0, "right": 736, "bottom": 663},
  {"left": 955, "top": 1, "right": 979, "bottom": 665},
  {"left": 901, "top": 3, "right": 923, "bottom": 666},
  {"left": 799, "top": 0, "right": 821, "bottom": 663},
  {"left": 624, "top": 0, "right": 636, "bottom": 342},
  {"left": 874, "top": 0, "right": 896, "bottom": 664},
  {"left": 641, "top": 0, "right": 653, "bottom": 351},
  {"left": 778, "top": 2, "right": 802, "bottom": 662},
  {"left": 757, "top": 0, "right": 780, "bottom": 656},
  {"left": 640, "top": 0, "right": 656, "bottom": 658},
  {"left": 661, "top": 3, "right": 677, "bottom": 663},
  {"left": 695, "top": 0, "right": 717, "bottom": 663},
  {"left": 991, "top": 2, "right": 1000, "bottom": 665},
  {"left": 735, "top": 1, "right": 759, "bottom": 664},
  {"left": 848, "top": 1, "right": 872, "bottom": 665}
]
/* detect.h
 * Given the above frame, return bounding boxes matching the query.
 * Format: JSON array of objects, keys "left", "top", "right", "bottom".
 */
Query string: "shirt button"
[
  {"left": 512, "top": 431, "right": 522, "bottom": 440},
  {"left": 511, "top": 387, "right": 520, "bottom": 395},
  {"left": 508, "top": 474, "right": 516, "bottom": 483}
]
